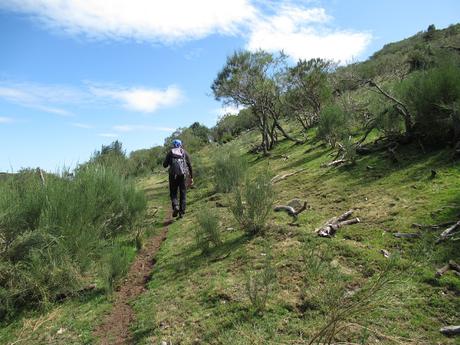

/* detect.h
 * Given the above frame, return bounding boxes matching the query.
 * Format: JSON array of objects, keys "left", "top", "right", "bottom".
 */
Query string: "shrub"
[
  {"left": 399, "top": 60, "right": 460, "bottom": 144},
  {"left": 194, "top": 208, "right": 221, "bottom": 254},
  {"left": 0, "top": 164, "right": 146, "bottom": 318},
  {"left": 231, "top": 170, "right": 274, "bottom": 235},
  {"left": 213, "top": 145, "right": 248, "bottom": 193},
  {"left": 317, "top": 104, "right": 350, "bottom": 147}
]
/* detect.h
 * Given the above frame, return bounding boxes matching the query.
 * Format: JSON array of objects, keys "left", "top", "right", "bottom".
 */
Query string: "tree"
[
  {"left": 212, "top": 50, "right": 301, "bottom": 154},
  {"left": 282, "top": 58, "right": 334, "bottom": 130}
]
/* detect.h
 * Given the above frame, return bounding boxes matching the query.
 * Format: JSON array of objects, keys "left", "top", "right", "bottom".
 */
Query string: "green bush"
[
  {"left": 213, "top": 145, "right": 248, "bottom": 193},
  {"left": 399, "top": 60, "right": 460, "bottom": 144},
  {"left": 317, "top": 104, "right": 350, "bottom": 147},
  {"left": 0, "top": 164, "right": 146, "bottom": 318},
  {"left": 231, "top": 170, "right": 274, "bottom": 235},
  {"left": 194, "top": 207, "right": 221, "bottom": 255}
]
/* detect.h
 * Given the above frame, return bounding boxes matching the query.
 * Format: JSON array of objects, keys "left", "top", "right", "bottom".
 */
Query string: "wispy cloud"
[
  {"left": 246, "top": 5, "right": 372, "bottom": 62},
  {"left": 71, "top": 122, "right": 94, "bottom": 129},
  {"left": 0, "top": 116, "right": 14, "bottom": 123},
  {"left": 98, "top": 133, "right": 118, "bottom": 138},
  {"left": 0, "top": 0, "right": 255, "bottom": 43},
  {"left": 89, "top": 85, "right": 183, "bottom": 113},
  {"left": 0, "top": 81, "right": 184, "bottom": 115},
  {"left": 113, "top": 125, "right": 175, "bottom": 132},
  {"left": 0, "top": 83, "right": 78, "bottom": 116}
]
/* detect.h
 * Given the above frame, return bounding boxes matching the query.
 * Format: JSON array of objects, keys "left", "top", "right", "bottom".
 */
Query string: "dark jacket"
[{"left": 163, "top": 148, "right": 193, "bottom": 178}]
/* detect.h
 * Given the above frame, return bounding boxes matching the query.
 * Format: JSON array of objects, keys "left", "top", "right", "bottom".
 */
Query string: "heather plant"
[
  {"left": 194, "top": 207, "right": 221, "bottom": 255},
  {"left": 0, "top": 164, "right": 146, "bottom": 318},
  {"left": 231, "top": 170, "right": 274, "bottom": 235}
]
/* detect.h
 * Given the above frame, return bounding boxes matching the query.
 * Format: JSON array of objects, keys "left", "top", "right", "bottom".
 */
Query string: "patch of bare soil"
[{"left": 94, "top": 216, "right": 170, "bottom": 345}]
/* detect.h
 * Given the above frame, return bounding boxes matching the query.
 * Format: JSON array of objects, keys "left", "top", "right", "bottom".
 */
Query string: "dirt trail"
[{"left": 94, "top": 213, "right": 170, "bottom": 345}]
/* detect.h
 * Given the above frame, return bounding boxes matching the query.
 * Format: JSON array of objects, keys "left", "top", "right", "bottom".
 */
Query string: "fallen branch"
[
  {"left": 436, "top": 220, "right": 460, "bottom": 244},
  {"left": 271, "top": 168, "right": 306, "bottom": 184},
  {"left": 274, "top": 201, "right": 307, "bottom": 222},
  {"left": 321, "top": 158, "right": 347, "bottom": 168},
  {"left": 440, "top": 325, "right": 460, "bottom": 336},
  {"left": 393, "top": 232, "right": 421, "bottom": 239},
  {"left": 435, "top": 260, "right": 460, "bottom": 278},
  {"left": 315, "top": 210, "right": 360, "bottom": 237}
]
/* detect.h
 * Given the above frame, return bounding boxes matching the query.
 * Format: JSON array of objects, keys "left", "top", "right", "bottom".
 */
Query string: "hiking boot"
[
  {"left": 172, "top": 206, "right": 179, "bottom": 217},
  {"left": 178, "top": 211, "right": 185, "bottom": 219}
]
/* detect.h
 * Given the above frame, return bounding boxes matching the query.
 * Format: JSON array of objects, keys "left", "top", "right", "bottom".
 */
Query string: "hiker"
[{"left": 163, "top": 139, "right": 193, "bottom": 218}]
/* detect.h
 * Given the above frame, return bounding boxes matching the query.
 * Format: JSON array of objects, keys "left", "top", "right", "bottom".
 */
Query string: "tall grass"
[{"left": 0, "top": 165, "right": 146, "bottom": 319}]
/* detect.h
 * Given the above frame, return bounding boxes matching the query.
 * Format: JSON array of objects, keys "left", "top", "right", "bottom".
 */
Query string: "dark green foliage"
[
  {"left": 213, "top": 145, "right": 248, "bottom": 193},
  {"left": 213, "top": 109, "right": 257, "bottom": 143},
  {"left": 164, "top": 123, "right": 210, "bottom": 154},
  {"left": 317, "top": 104, "right": 350, "bottom": 147},
  {"left": 399, "top": 60, "right": 460, "bottom": 144}
]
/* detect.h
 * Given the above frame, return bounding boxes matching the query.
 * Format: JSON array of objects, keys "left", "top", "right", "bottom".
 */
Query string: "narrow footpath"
[{"left": 93, "top": 212, "right": 171, "bottom": 345}]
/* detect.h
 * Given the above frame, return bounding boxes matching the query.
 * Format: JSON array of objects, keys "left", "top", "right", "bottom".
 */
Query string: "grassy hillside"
[
  {"left": 1, "top": 24, "right": 459, "bottom": 345},
  {"left": 129, "top": 130, "right": 459, "bottom": 344}
]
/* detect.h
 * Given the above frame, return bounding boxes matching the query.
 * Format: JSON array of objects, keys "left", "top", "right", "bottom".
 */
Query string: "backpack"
[{"left": 170, "top": 148, "right": 189, "bottom": 177}]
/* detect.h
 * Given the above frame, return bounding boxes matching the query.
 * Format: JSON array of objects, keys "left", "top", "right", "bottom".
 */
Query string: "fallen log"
[
  {"left": 393, "top": 232, "right": 421, "bottom": 239},
  {"left": 274, "top": 201, "right": 307, "bottom": 222},
  {"left": 435, "top": 261, "right": 460, "bottom": 278},
  {"left": 440, "top": 325, "right": 460, "bottom": 336},
  {"left": 435, "top": 264, "right": 451, "bottom": 278},
  {"left": 436, "top": 220, "right": 460, "bottom": 244},
  {"left": 315, "top": 210, "right": 360, "bottom": 237},
  {"left": 321, "top": 158, "right": 347, "bottom": 168},
  {"left": 271, "top": 168, "right": 306, "bottom": 184}
]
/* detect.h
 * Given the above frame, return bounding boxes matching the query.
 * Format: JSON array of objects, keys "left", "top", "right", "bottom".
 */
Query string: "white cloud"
[
  {"left": 0, "top": 0, "right": 256, "bottom": 43},
  {"left": 246, "top": 5, "right": 371, "bottom": 62},
  {"left": 90, "top": 85, "right": 183, "bottom": 113},
  {"left": 98, "top": 133, "right": 118, "bottom": 138},
  {"left": 0, "top": 83, "right": 80, "bottom": 116},
  {"left": 0, "top": 81, "right": 184, "bottom": 115},
  {"left": 0, "top": 1, "right": 372, "bottom": 61},
  {"left": 113, "top": 125, "right": 175, "bottom": 132},
  {"left": 0, "top": 116, "right": 14, "bottom": 123}
]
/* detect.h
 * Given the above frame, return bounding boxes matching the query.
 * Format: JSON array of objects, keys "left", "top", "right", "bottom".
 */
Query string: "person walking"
[{"left": 163, "top": 139, "right": 193, "bottom": 218}]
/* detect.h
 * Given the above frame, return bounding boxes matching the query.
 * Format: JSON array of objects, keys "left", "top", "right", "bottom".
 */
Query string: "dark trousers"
[{"left": 169, "top": 174, "right": 187, "bottom": 213}]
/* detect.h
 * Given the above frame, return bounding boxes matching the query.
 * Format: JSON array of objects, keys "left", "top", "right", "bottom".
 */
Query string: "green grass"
[{"left": 131, "top": 132, "right": 460, "bottom": 345}]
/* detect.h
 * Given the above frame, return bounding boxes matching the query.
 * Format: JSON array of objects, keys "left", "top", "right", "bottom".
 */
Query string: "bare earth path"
[{"left": 94, "top": 213, "right": 171, "bottom": 345}]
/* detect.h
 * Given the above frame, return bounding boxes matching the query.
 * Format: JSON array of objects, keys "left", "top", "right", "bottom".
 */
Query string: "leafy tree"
[
  {"left": 282, "top": 58, "right": 334, "bottom": 130},
  {"left": 212, "top": 50, "right": 301, "bottom": 154}
]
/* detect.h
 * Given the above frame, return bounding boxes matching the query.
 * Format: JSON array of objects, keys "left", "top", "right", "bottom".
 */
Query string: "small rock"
[
  {"left": 57, "top": 328, "right": 66, "bottom": 335},
  {"left": 161, "top": 341, "right": 168, "bottom": 345}
]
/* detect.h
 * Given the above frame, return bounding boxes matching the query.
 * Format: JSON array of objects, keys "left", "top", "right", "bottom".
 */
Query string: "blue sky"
[{"left": 0, "top": 0, "right": 459, "bottom": 172}]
